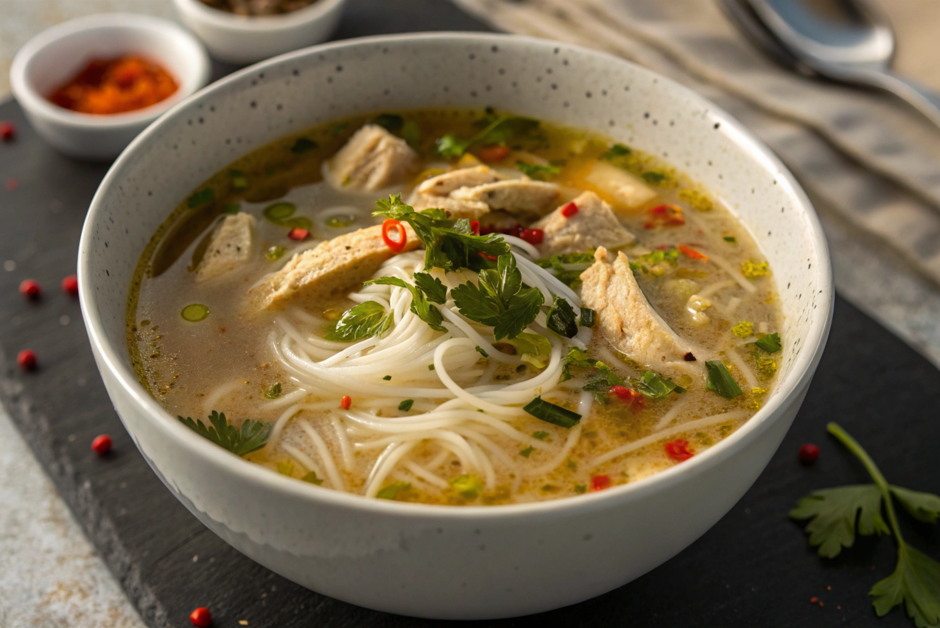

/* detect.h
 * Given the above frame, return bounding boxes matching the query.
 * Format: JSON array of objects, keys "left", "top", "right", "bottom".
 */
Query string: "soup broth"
[{"left": 129, "top": 109, "right": 782, "bottom": 505}]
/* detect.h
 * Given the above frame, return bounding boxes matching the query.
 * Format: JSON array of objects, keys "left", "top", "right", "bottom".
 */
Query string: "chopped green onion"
[
  {"left": 754, "top": 332, "right": 782, "bottom": 353},
  {"left": 276, "top": 459, "right": 294, "bottom": 476},
  {"left": 382, "top": 375, "right": 392, "bottom": 381},
  {"left": 523, "top": 396, "right": 581, "bottom": 428},
  {"left": 264, "top": 383, "right": 282, "bottom": 399},
  {"left": 580, "top": 307, "right": 595, "bottom": 327},
  {"left": 187, "top": 188, "right": 215, "bottom": 209},
  {"left": 723, "top": 236, "right": 737, "bottom": 243},
  {"left": 450, "top": 475, "right": 483, "bottom": 499},
  {"left": 428, "top": 364, "right": 435, "bottom": 371},
  {"left": 475, "top": 346, "right": 489, "bottom": 358},
  {"left": 635, "top": 371, "right": 685, "bottom": 399},
  {"left": 377, "top": 481, "right": 411, "bottom": 500},
  {"left": 223, "top": 203, "right": 241, "bottom": 214},
  {"left": 325, "top": 214, "right": 356, "bottom": 228},
  {"left": 533, "top": 431, "right": 550, "bottom": 441},
  {"left": 266, "top": 245, "right": 286, "bottom": 261},
  {"left": 181, "top": 303, "right": 209, "bottom": 322},
  {"left": 229, "top": 170, "right": 248, "bottom": 190},
  {"left": 520, "top": 446, "right": 534, "bottom": 458},
  {"left": 302, "top": 471, "right": 323, "bottom": 485}
]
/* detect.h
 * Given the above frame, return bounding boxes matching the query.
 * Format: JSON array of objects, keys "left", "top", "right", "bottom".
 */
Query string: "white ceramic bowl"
[
  {"left": 79, "top": 33, "right": 833, "bottom": 619},
  {"left": 172, "top": 0, "right": 347, "bottom": 65},
  {"left": 9, "top": 14, "right": 210, "bottom": 161}
]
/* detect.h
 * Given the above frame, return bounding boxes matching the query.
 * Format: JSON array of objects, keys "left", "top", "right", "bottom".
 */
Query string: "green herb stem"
[{"left": 827, "top": 422, "right": 904, "bottom": 545}]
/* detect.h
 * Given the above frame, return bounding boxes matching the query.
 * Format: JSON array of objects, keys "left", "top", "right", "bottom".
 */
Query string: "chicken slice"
[
  {"left": 408, "top": 192, "right": 491, "bottom": 220},
  {"left": 585, "top": 161, "right": 657, "bottom": 210},
  {"left": 451, "top": 178, "right": 560, "bottom": 217},
  {"left": 195, "top": 213, "right": 257, "bottom": 282},
  {"left": 416, "top": 165, "right": 501, "bottom": 197},
  {"left": 326, "top": 124, "right": 418, "bottom": 191},
  {"left": 254, "top": 223, "right": 419, "bottom": 309},
  {"left": 580, "top": 247, "right": 700, "bottom": 380},
  {"left": 532, "top": 191, "right": 635, "bottom": 257}
]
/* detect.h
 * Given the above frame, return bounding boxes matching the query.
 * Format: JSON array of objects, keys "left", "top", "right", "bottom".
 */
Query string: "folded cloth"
[{"left": 454, "top": 0, "right": 940, "bottom": 364}]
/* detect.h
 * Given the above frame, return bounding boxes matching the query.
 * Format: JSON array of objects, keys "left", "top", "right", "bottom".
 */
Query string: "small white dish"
[
  {"left": 171, "top": 0, "right": 347, "bottom": 65},
  {"left": 10, "top": 13, "right": 210, "bottom": 160}
]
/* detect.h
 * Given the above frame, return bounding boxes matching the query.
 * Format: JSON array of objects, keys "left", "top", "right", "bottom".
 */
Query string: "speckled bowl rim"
[{"left": 80, "top": 32, "right": 834, "bottom": 520}]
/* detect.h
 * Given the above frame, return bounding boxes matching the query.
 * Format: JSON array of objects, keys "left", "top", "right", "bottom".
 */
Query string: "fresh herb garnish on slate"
[{"left": 791, "top": 423, "right": 940, "bottom": 628}]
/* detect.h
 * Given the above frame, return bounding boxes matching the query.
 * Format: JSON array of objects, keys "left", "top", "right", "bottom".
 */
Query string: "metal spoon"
[{"left": 728, "top": 0, "right": 940, "bottom": 128}]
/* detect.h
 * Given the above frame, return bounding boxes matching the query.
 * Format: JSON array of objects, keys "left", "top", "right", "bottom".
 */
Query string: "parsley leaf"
[
  {"left": 754, "top": 332, "right": 782, "bottom": 354},
  {"left": 635, "top": 371, "right": 685, "bottom": 399},
  {"left": 791, "top": 423, "right": 940, "bottom": 628},
  {"left": 452, "top": 254, "right": 543, "bottom": 341},
  {"left": 178, "top": 411, "right": 271, "bottom": 456},
  {"left": 705, "top": 361, "right": 743, "bottom": 398},
  {"left": 789, "top": 485, "right": 890, "bottom": 558},
  {"left": 413, "top": 272, "right": 447, "bottom": 304},
  {"left": 325, "top": 301, "right": 392, "bottom": 341},
  {"left": 505, "top": 332, "right": 552, "bottom": 369},
  {"left": 365, "top": 276, "right": 446, "bottom": 332},
  {"left": 436, "top": 115, "right": 539, "bottom": 158},
  {"left": 523, "top": 396, "right": 581, "bottom": 428},
  {"left": 517, "top": 161, "right": 560, "bottom": 180},
  {"left": 546, "top": 295, "right": 578, "bottom": 338},
  {"left": 374, "top": 195, "right": 509, "bottom": 272}
]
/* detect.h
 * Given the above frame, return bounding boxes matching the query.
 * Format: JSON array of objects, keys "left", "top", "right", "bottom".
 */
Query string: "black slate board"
[{"left": 1, "top": 2, "right": 939, "bottom": 627}]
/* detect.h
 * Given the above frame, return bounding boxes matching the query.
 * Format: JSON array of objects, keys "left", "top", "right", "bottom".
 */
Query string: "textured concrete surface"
[{"left": 1, "top": 1, "right": 940, "bottom": 627}]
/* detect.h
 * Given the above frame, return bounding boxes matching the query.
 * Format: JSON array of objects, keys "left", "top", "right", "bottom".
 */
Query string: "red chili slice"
[
  {"left": 61, "top": 275, "right": 79, "bottom": 296},
  {"left": 590, "top": 474, "right": 612, "bottom": 492},
  {"left": 665, "top": 439, "right": 694, "bottom": 462},
  {"left": 608, "top": 385, "right": 639, "bottom": 403},
  {"left": 92, "top": 434, "right": 112, "bottom": 456},
  {"left": 470, "top": 220, "right": 480, "bottom": 235},
  {"left": 0, "top": 121, "right": 14, "bottom": 141},
  {"left": 477, "top": 144, "right": 509, "bottom": 163},
  {"left": 287, "top": 227, "right": 309, "bottom": 241},
  {"left": 381, "top": 219, "right": 407, "bottom": 252},
  {"left": 341, "top": 395, "right": 352, "bottom": 410},
  {"left": 678, "top": 244, "right": 708, "bottom": 261},
  {"left": 17, "top": 349, "right": 37, "bottom": 371},
  {"left": 520, "top": 228, "right": 544, "bottom": 245},
  {"left": 19, "top": 279, "right": 41, "bottom": 300},
  {"left": 560, "top": 202, "right": 579, "bottom": 218}
]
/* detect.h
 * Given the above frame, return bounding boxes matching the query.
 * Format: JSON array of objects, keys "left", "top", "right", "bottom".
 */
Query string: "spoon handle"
[{"left": 859, "top": 70, "right": 940, "bottom": 130}]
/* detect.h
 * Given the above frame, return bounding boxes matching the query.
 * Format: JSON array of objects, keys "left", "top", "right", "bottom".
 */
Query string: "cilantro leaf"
[
  {"left": 561, "top": 346, "right": 601, "bottom": 381},
  {"left": 365, "top": 277, "right": 446, "bottom": 332},
  {"left": 325, "top": 301, "right": 392, "bottom": 341},
  {"left": 374, "top": 195, "right": 509, "bottom": 272},
  {"left": 546, "top": 295, "right": 578, "bottom": 338},
  {"left": 635, "top": 371, "right": 685, "bottom": 399},
  {"left": 178, "top": 411, "right": 271, "bottom": 456},
  {"left": 891, "top": 486, "right": 940, "bottom": 524},
  {"left": 790, "top": 485, "right": 890, "bottom": 558},
  {"left": 535, "top": 250, "right": 595, "bottom": 288},
  {"left": 452, "top": 253, "right": 542, "bottom": 341},
  {"left": 870, "top": 545, "right": 940, "bottom": 627},
  {"left": 754, "top": 332, "right": 782, "bottom": 354},
  {"left": 413, "top": 272, "right": 447, "bottom": 304},
  {"left": 705, "top": 361, "right": 743, "bottom": 398},
  {"left": 436, "top": 114, "right": 539, "bottom": 158},
  {"left": 517, "top": 161, "right": 560, "bottom": 180},
  {"left": 505, "top": 332, "right": 552, "bottom": 369}
]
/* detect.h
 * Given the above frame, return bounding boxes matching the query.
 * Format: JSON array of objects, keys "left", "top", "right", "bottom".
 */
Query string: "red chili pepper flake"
[
  {"left": 799, "top": 443, "right": 820, "bottom": 465},
  {"left": 590, "top": 474, "right": 612, "bottom": 492},
  {"left": 17, "top": 349, "right": 37, "bottom": 371},
  {"left": 560, "top": 202, "right": 579, "bottom": 218},
  {"left": 470, "top": 220, "right": 480, "bottom": 235},
  {"left": 381, "top": 218, "right": 407, "bottom": 253},
  {"left": 189, "top": 607, "right": 212, "bottom": 627},
  {"left": 665, "top": 439, "right": 694, "bottom": 462},
  {"left": 477, "top": 144, "right": 509, "bottom": 163},
  {"left": 678, "top": 244, "right": 708, "bottom": 261},
  {"left": 19, "top": 279, "right": 41, "bottom": 300},
  {"left": 287, "top": 227, "right": 309, "bottom": 241},
  {"left": 92, "top": 434, "right": 112, "bottom": 456},
  {"left": 520, "top": 228, "right": 544, "bottom": 245},
  {"left": 608, "top": 385, "right": 639, "bottom": 403},
  {"left": 340, "top": 395, "right": 352, "bottom": 410},
  {"left": 62, "top": 274, "right": 79, "bottom": 296},
  {"left": 0, "top": 122, "right": 15, "bottom": 141},
  {"left": 5, "top": 178, "right": 17, "bottom": 191},
  {"left": 809, "top": 597, "right": 818, "bottom": 604},
  {"left": 645, "top": 204, "right": 685, "bottom": 229}
]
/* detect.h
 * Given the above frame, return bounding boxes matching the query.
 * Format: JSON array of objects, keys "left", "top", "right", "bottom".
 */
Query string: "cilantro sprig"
[
  {"left": 451, "top": 253, "right": 543, "bottom": 341},
  {"left": 374, "top": 195, "right": 509, "bottom": 272},
  {"left": 436, "top": 114, "right": 539, "bottom": 158},
  {"left": 791, "top": 423, "right": 940, "bottom": 627},
  {"left": 178, "top": 411, "right": 271, "bottom": 456},
  {"left": 365, "top": 273, "right": 447, "bottom": 332}
]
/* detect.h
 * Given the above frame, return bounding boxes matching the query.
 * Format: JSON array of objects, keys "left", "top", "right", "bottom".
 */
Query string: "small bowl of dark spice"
[{"left": 173, "top": 0, "right": 347, "bottom": 65}]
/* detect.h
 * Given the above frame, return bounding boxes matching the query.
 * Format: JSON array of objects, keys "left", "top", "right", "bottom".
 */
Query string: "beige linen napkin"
[{"left": 453, "top": 0, "right": 940, "bottom": 364}]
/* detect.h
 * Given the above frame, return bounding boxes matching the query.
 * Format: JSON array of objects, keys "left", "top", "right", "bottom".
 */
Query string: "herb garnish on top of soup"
[{"left": 128, "top": 109, "right": 782, "bottom": 505}]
